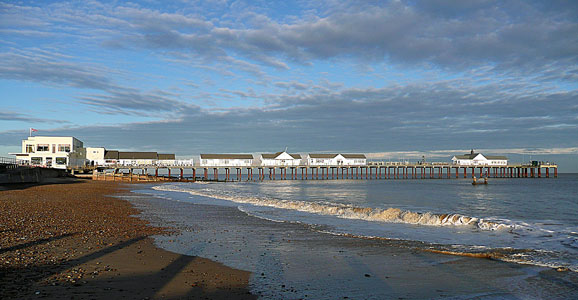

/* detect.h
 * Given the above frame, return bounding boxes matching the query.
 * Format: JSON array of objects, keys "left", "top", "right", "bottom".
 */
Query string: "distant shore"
[{"left": 0, "top": 179, "right": 255, "bottom": 299}]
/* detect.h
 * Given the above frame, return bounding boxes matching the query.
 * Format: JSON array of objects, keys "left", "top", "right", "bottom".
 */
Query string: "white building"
[
  {"left": 451, "top": 150, "right": 508, "bottom": 166},
  {"left": 200, "top": 154, "right": 253, "bottom": 167},
  {"left": 86, "top": 148, "right": 177, "bottom": 166},
  {"left": 259, "top": 151, "right": 302, "bottom": 167},
  {"left": 307, "top": 154, "right": 367, "bottom": 166},
  {"left": 86, "top": 147, "right": 106, "bottom": 165},
  {"left": 11, "top": 136, "right": 86, "bottom": 169}
]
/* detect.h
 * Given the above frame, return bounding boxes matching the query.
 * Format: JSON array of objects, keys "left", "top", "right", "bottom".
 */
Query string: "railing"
[{"left": 0, "top": 156, "right": 18, "bottom": 165}]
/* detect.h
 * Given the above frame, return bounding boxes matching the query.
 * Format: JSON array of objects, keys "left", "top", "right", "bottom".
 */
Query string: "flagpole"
[{"left": 29, "top": 128, "right": 31, "bottom": 137}]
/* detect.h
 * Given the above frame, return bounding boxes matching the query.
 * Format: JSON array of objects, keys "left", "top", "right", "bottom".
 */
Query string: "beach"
[
  {"left": 0, "top": 179, "right": 255, "bottom": 299},
  {"left": 1, "top": 179, "right": 577, "bottom": 299}
]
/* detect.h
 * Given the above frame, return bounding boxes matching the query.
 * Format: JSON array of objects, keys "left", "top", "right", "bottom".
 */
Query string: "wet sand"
[
  {"left": 132, "top": 186, "right": 578, "bottom": 299},
  {"left": 0, "top": 179, "right": 255, "bottom": 299}
]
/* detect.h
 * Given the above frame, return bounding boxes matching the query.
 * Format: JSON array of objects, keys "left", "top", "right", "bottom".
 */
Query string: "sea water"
[{"left": 144, "top": 174, "right": 578, "bottom": 272}]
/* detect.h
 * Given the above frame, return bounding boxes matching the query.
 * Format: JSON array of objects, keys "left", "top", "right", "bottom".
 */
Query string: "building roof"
[
  {"left": 118, "top": 152, "right": 158, "bottom": 159},
  {"left": 453, "top": 154, "right": 479, "bottom": 159},
  {"left": 158, "top": 154, "right": 175, "bottom": 160},
  {"left": 308, "top": 154, "right": 339, "bottom": 158},
  {"left": 453, "top": 153, "right": 507, "bottom": 160},
  {"left": 200, "top": 154, "right": 253, "bottom": 159},
  {"left": 261, "top": 152, "right": 301, "bottom": 159},
  {"left": 341, "top": 154, "right": 366, "bottom": 159},
  {"left": 104, "top": 150, "right": 119, "bottom": 159}
]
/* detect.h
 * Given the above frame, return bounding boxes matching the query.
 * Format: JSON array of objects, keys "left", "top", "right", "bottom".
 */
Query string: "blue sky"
[{"left": 1, "top": 0, "right": 577, "bottom": 171}]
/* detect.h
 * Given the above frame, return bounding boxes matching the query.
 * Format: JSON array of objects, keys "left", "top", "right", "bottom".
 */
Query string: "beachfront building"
[
  {"left": 341, "top": 154, "right": 367, "bottom": 165},
  {"left": 11, "top": 136, "right": 86, "bottom": 169},
  {"left": 307, "top": 154, "right": 367, "bottom": 166},
  {"left": 258, "top": 151, "right": 302, "bottom": 167},
  {"left": 87, "top": 148, "right": 177, "bottom": 166},
  {"left": 86, "top": 147, "right": 106, "bottom": 165},
  {"left": 451, "top": 150, "right": 508, "bottom": 166},
  {"left": 200, "top": 154, "right": 253, "bottom": 167}
]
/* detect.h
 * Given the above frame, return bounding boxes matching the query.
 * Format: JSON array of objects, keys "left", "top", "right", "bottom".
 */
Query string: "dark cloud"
[{"left": 2, "top": 80, "right": 574, "bottom": 154}]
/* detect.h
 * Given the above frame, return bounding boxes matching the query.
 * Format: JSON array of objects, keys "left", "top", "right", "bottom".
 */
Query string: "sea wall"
[{"left": 0, "top": 166, "right": 68, "bottom": 184}]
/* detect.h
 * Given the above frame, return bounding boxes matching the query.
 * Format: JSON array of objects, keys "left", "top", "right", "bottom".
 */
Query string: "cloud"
[
  {"left": 1, "top": 77, "right": 572, "bottom": 154},
  {"left": 0, "top": 111, "right": 69, "bottom": 124},
  {"left": 78, "top": 88, "right": 189, "bottom": 115},
  {"left": 0, "top": 51, "right": 113, "bottom": 90},
  {"left": 5, "top": 1, "right": 576, "bottom": 76},
  {"left": 0, "top": 49, "right": 187, "bottom": 115}
]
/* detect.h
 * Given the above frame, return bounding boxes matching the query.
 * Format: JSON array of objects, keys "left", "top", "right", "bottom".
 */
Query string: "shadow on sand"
[{"left": 0, "top": 235, "right": 256, "bottom": 299}]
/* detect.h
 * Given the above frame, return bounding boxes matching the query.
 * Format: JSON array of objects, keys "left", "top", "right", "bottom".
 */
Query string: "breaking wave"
[{"left": 152, "top": 184, "right": 510, "bottom": 231}]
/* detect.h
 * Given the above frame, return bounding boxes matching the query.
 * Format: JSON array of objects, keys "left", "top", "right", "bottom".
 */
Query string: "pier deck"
[{"left": 91, "top": 162, "right": 558, "bottom": 182}]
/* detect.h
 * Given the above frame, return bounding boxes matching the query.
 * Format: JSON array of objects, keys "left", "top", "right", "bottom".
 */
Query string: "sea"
[{"left": 126, "top": 174, "right": 578, "bottom": 299}]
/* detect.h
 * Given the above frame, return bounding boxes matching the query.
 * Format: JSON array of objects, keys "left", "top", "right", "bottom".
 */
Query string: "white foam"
[{"left": 152, "top": 185, "right": 510, "bottom": 230}]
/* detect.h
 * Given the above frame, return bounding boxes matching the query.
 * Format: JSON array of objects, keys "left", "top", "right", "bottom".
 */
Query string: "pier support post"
[
  {"left": 192, "top": 168, "right": 196, "bottom": 182},
  {"left": 554, "top": 167, "right": 557, "bottom": 178},
  {"left": 204, "top": 168, "right": 208, "bottom": 180}
]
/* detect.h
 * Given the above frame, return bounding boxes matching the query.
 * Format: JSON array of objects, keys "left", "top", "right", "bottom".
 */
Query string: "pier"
[{"left": 91, "top": 162, "right": 558, "bottom": 182}]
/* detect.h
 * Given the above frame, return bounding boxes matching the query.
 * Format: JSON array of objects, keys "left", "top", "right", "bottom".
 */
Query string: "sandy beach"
[
  {"left": 2, "top": 179, "right": 577, "bottom": 299},
  {"left": 0, "top": 179, "right": 255, "bottom": 299}
]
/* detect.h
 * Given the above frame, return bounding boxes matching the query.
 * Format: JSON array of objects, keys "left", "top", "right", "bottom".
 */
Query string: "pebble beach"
[{"left": 0, "top": 179, "right": 255, "bottom": 299}]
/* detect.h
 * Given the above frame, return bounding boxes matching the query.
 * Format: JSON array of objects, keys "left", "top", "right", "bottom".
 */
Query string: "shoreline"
[
  {"left": 0, "top": 179, "right": 255, "bottom": 299},
  {"left": 136, "top": 181, "right": 578, "bottom": 299}
]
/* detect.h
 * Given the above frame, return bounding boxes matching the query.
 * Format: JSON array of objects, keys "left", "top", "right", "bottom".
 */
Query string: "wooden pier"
[{"left": 91, "top": 162, "right": 558, "bottom": 182}]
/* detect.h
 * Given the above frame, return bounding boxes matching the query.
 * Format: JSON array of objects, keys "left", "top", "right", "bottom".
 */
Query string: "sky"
[{"left": 1, "top": 0, "right": 577, "bottom": 171}]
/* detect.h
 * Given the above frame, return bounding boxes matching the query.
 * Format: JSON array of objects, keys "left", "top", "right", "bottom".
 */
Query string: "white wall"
[
  {"left": 200, "top": 158, "right": 253, "bottom": 167},
  {"left": 17, "top": 136, "right": 86, "bottom": 169},
  {"left": 452, "top": 157, "right": 507, "bottom": 166}
]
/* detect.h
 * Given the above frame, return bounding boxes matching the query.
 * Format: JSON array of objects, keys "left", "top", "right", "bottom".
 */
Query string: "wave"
[{"left": 152, "top": 185, "right": 510, "bottom": 231}]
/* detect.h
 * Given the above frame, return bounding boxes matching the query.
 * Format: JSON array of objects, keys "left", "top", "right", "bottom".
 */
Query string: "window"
[
  {"left": 37, "top": 144, "right": 49, "bottom": 152},
  {"left": 31, "top": 157, "right": 43, "bottom": 164},
  {"left": 56, "top": 157, "right": 67, "bottom": 165},
  {"left": 58, "top": 144, "right": 71, "bottom": 152},
  {"left": 26, "top": 144, "right": 34, "bottom": 153}
]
